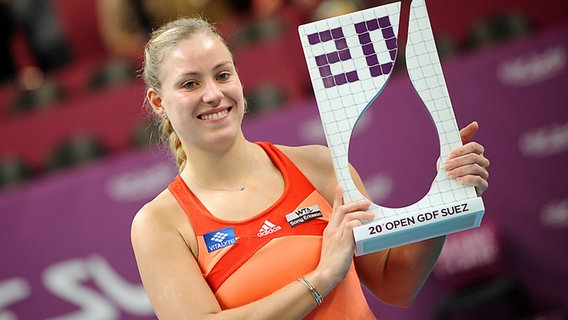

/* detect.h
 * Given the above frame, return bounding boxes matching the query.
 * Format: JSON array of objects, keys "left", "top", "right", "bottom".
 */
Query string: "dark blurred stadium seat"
[
  {"left": 467, "top": 11, "right": 534, "bottom": 50},
  {"left": 0, "top": 156, "right": 34, "bottom": 188},
  {"left": 433, "top": 220, "right": 534, "bottom": 319},
  {"left": 46, "top": 134, "right": 108, "bottom": 172}
]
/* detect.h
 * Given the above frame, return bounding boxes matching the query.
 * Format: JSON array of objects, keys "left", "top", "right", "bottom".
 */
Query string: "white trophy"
[{"left": 298, "top": 0, "right": 485, "bottom": 255}]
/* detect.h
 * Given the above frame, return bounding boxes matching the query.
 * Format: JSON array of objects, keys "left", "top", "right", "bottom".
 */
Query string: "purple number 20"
[{"left": 306, "top": 16, "right": 398, "bottom": 89}]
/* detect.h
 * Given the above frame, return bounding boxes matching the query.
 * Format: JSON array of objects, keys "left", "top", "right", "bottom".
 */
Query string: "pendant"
[{"left": 239, "top": 185, "right": 245, "bottom": 191}]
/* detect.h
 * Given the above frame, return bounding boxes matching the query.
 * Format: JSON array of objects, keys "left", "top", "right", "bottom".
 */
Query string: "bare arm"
[
  {"left": 284, "top": 121, "right": 490, "bottom": 307},
  {"left": 355, "top": 121, "right": 490, "bottom": 306}
]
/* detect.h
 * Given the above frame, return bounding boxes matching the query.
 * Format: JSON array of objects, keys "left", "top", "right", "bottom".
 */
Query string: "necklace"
[{"left": 191, "top": 145, "right": 255, "bottom": 192}]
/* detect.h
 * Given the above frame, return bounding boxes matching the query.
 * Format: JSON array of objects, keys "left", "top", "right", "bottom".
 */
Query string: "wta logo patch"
[
  {"left": 286, "top": 205, "right": 323, "bottom": 227},
  {"left": 204, "top": 227, "right": 236, "bottom": 253}
]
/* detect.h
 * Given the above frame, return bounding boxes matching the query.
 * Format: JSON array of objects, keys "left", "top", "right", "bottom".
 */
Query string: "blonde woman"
[{"left": 131, "top": 18, "right": 490, "bottom": 319}]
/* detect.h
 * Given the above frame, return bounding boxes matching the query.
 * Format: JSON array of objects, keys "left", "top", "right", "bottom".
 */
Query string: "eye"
[
  {"left": 217, "top": 72, "right": 231, "bottom": 81},
  {"left": 181, "top": 80, "right": 198, "bottom": 89}
]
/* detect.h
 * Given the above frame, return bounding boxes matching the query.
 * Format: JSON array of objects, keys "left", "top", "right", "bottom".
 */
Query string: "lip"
[{"left": 197, "top": 106, "right": 232, "bottom": 121}]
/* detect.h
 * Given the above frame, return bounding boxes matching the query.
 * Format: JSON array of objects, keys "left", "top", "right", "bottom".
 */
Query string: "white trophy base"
[{"left": 354, "top": 197, "right": 485, "bottom": 255}]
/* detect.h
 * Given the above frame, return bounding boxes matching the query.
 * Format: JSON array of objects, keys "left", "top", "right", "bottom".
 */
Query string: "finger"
[
  {"left": 330, "top": 193, "right": 372, "bottom": 227},
  {"left": 475, "top": 182, "right": 489, "bottom": 197},
  {"left": 459, "top": 121, "right": 479, "bottom": 145},
  {"left": 455, "top": 175, "right": 489, "bottom": 196},
  {"left": 446, "top": 163, "right": 489, "bottom": 181},
  {"left": 329, "top": 185, "right": 345, "bottom": 226},
  {"left": 332, "top": 184, "right": 344, "bottom": 209},
  {"left": 329, "top": 184, "right": 344, "bottom": 226},
  {"left": 331, "top": 185, "right": 371, "bottom": 214},
  {"left": 445, "top": 152, "right": 490, "bottom": 172},
  {"left": 326, "top": 209, "right": 375, "bottom": 241},
  {"left": 330, "top": 200, "right": 373, "bottom": 228},
  {"left": 448, "top": 142, "right": 485, "bottom": 160},
  {"left": 342, "top": 210, "right": 375, "bottom": 227}
]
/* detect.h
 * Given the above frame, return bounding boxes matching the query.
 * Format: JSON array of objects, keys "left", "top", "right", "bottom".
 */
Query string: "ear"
[{"left": 147, "top": 88, "right": 166, "bottom": 117}]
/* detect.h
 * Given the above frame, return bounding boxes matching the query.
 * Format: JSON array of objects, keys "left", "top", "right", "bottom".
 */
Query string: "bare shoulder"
[
  {"left": 275, "top": 144, "right": 333, "bottom": 172},
  {"left": 131, "top": 188, "right": 196, "bottom": 254},
  {"left": 275, "top": 144, "right": 336, "bottom": 202},
  {"left": 274, "top": 143, "right": 370, "bottom": 204},
  {"left": 132, "top": 189, "right": 178, "bottom": 230},
  {"left": 130, "top": 189, "right": 214, "bottom": 317}
]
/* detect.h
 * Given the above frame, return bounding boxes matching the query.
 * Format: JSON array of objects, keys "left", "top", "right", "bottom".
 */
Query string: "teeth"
[{"left": 201, "top": 109, "right": 228, "bottom": 120}]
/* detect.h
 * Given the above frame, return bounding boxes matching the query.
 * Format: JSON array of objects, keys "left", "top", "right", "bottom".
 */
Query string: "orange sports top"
[{"left": 168, "top": 141, "right": 376, "bottom": 319}]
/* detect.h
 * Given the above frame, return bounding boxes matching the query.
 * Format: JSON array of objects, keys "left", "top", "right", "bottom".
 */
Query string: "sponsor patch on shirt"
[
  {"left": 257, "top": 220, "right": 282, "bottom": 237},
  {"left": 204, "top": 227, "right": 236, "bottom": 253},
  {"left": 286, "top": 205, "right": 323, "bottom": 227}
]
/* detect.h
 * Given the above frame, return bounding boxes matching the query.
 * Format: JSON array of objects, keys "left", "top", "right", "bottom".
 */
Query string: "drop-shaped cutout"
[{"left": 349, "top": 78, "right": 440, "bottom": 209}]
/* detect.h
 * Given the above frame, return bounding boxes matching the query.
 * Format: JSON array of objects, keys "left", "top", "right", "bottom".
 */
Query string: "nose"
[{"left": 202, "top": 80, "right": 224, "bottom": 105}]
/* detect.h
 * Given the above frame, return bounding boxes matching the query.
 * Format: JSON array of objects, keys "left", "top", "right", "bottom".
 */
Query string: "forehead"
[
  {"left": 163, "top": 33, "right": 232, "bottom": 69},
  {"left": 157, "top": 32, "right": 232, "bottom": 86}
]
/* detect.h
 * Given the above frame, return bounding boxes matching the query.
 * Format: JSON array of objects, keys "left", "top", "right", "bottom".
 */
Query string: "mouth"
[{"left": 198, "top": 107, "right": 232, "bottom": 121}]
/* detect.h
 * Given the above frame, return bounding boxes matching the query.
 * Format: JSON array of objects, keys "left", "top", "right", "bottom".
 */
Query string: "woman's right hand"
[{"left": 316, "top": 185, "right": 375, "bottom": 287}]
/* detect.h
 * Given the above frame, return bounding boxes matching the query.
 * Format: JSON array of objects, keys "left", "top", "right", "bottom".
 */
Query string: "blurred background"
[{"left": 0, "top": 0, "right": 567, "bottom": 319}]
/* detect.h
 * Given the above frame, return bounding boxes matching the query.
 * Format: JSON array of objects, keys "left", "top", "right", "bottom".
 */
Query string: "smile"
[{"left": 199, "top": 107, "right": 231, "bottom": 120}]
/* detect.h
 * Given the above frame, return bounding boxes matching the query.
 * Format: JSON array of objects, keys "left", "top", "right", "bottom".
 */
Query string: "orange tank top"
[{"left": 168, "top": 141, "right": 376, "bottom": 319}]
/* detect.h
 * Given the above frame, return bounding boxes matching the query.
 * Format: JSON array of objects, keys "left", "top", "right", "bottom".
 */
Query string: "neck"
[{"left": 182, "top": 141, "right": 256, "bottom": 191}]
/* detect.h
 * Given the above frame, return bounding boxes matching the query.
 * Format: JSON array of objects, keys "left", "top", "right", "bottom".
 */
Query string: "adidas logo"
[{"left": 257, "top": 219, "right": 282, "bottom": 237}]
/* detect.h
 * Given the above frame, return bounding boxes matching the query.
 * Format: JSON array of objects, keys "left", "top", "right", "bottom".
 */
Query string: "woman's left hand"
[{"left": 444, "top": 121, "right": 490, "bottom": 196}]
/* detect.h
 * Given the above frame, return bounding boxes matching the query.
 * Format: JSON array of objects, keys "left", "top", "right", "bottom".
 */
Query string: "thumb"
[
  {"left": 333, "top": 184, "right": 344, "bottom": 209},
  {"left": 460, "top": 121, "right": 479, "bottom": 145}
]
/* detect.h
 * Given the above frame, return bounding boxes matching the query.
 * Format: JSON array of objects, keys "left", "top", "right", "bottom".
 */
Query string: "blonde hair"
[{"left": 142, "top": 18, "right": 231, "bottom": 172}]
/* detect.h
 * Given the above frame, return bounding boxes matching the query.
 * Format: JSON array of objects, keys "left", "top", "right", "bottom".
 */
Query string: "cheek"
[
  {"left": 228, "top": 82, "right": 245, "bottom": 105},
  {"left": 163, "top": 101, "right": 197, "bottom": 135},
  {"left": 164, "top": 92, "right": 197, "bottom": 112}
]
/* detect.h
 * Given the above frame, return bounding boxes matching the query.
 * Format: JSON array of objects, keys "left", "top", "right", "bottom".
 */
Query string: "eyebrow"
[{"left": 179, "top": 61, "right": 234, "bottom": 78}]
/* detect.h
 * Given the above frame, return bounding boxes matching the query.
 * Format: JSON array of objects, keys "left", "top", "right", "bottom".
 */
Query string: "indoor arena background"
[{"left": 1, "top": 0, "right": 567, "bottom": 319}]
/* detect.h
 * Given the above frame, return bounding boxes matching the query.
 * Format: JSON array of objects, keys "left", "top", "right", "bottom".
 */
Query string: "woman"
[{"left": 131, "top": 18, "right": 490, "bottom": 319}]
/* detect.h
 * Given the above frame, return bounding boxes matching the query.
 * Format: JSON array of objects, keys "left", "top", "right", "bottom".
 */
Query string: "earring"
[{"left": 162, "top": 113, "right": 168, "bottom": 120}]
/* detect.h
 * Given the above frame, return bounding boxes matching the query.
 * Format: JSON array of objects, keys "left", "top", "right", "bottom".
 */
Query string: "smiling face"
[{"left": 147, "top": 32, "right": 246, "bottom": 151}]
